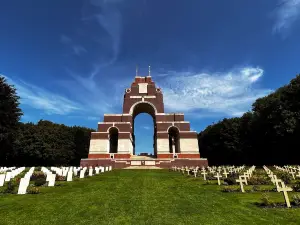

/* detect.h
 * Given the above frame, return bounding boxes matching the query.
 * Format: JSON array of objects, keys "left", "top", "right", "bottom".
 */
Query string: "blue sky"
[{"left": 1, "top": 0, "right": 300, "bottom": 154}]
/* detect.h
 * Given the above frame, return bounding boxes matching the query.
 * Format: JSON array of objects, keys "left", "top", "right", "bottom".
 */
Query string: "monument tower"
[{"left": 80, "top": 69, "right": 208, "bottom": 168}]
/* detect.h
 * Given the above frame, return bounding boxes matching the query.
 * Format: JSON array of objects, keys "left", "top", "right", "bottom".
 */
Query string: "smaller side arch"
[
  {"left": 168, "top": 126, "right": 180, "bottom": 154},
  {"left": 167, "top": 125, "right": 180, "bottom": 133},
  {"left": 107, "top": 126, "right": 120, "bottom": 133},
  {"left": 108, "top": 127, "right": 119, "bottom": 153}
]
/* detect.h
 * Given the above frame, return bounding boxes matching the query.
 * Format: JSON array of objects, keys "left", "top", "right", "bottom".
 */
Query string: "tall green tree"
[
  {"left": 198, "top": 74, "right": 300, "bottom": 166},
  {"left": 0, "top": 76, "right": 23, "bottom": 165},
  {"left": 12, "top": 120, "right": 94, "bottom": 166}
]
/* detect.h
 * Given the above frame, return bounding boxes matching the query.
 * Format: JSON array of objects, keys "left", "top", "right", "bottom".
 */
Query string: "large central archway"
[{"left": 131, "top": 102, "right": 157, "bottom": 156}]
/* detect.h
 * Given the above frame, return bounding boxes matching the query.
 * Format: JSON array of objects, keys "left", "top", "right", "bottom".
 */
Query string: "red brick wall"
[
  {"left": 114, "top": 154, "right": 131, "bottom": 159},
  {"left": 177, "top": 153, "right": 200, "bottom": 158},
  {"left": 157, "top": 154, "right": 173, "bottom": 158},
  {"left": 88, "top": 154, "right": 110, "bottom": 159},
  {"left": 98, "top": 123, "right": 113, "bottom": 132},
  {"left": 104, "top": 115, "right": 122, "bottom": 122},
  {"left": 175, "top": 123, "right": 190, "bottom": 131},
  {"left": 180, "top": 132, "right": 197, "bottom": 139}
]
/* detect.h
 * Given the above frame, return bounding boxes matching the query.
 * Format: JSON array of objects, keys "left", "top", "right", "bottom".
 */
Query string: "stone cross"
[
  {"left": 214, "top": 173, "right": 222, "bottom": 185},
  {"left": 236, "top": 176, "right": 246, "bottom": 193},
  {"left": 289, "top": 171, "right": 295, "bottom": 180},
  {"left": 201, "top": 171, "right": 207, "bottom": 180},
  {"left": 272, "top": 175, "right": 282, "bottom": 192},
  {"left": 186, "top": 168, "right": 191, "bottom": 176},
  {"left": 240, "top": 175, "right": 248, "bottom": 185},
  {"left": 268, "top": 174, "right": 275, "bottom": 184},
  {"left": 192, "top": 169, "right": 198, "bottom": 178},
  {"left": 223, "top": 171, "right": 229, "bottom": 178},
  {"left": 181, "top": 167, "right": 185, "bottom": 174},
  {"left": 278, "top": 181, "right": 293, "bottom": 208},
  {"left": 243, "top": 172, "right": 250, "bottom": 179}
]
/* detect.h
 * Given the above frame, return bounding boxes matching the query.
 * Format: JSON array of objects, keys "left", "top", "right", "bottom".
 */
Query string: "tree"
[
  {"left": 0, "top": 76, "right": 23, "bottom": 165},
  {"left": 198, "top": 74, "right": 300, "bottom": 166}
]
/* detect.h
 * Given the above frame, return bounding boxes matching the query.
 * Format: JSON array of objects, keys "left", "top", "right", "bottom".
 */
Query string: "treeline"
[
  {"left": 11, "top": 120, "right": 94, "bottom": 166},
  {"left": 198, "top": 74, "right": 300, "bottom": 166},
  {"left": 0, "top": 76, "right": 94, "bottom": 166}
]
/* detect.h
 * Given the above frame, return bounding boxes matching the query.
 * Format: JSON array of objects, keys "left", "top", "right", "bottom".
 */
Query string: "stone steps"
[{"left": 123, "top": 166, "right": 162, "bottom": 169}]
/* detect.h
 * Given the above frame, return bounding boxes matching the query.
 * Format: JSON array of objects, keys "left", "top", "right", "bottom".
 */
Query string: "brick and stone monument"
[{"left": 80, "top": 71, "right": 208, "bottom": 168}]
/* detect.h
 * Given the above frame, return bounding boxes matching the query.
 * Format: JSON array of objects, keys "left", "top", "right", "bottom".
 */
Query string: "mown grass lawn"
[{"left": 0, "top": 169, "right": 299, "bottom": 225}]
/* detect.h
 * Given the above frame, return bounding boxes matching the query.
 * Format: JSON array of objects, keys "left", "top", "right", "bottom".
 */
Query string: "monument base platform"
[{"left": 80, "top": 157, "right": 208, "bottom": 169}]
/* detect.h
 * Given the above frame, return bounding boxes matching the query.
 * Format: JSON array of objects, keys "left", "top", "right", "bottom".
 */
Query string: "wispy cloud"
[
  {"left": 2, "top": 74, "right": 82, "bottom": 115},
  {"left": 273, "top": 0, "right": 300, "bottom": 36},
  {"left": 60, "top": 35, "right": 72, "bottom": 44},
  {"left": 59, "top": 66, "right": 131, "bottom": 116},
  {"left": 82, "top": 0, "right": 123, "bottom": 68},
  {"left": 156, "top": 67, "right": 272, "bottom": 117},
  {"left": 60, "top": 34, "right": 87, "bottom": 56},
  {"left": 142, "top": 126, "right": 151, "bottom": 130},
  {"left": 72, "top": 45, "right": 87, "bottom": 56}
]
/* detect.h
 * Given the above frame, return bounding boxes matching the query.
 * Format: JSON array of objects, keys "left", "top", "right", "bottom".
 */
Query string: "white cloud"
[
  {"left": 157, "top": 67, "right": 272, "bottom": 117},
  {"left": 142, "top": 126, "right": 151, "bottom": 130},
  {"left": 72, "top": 45, "right": 87, "bottom": 56},
  {"left": 273, "top": 0, "right": 300, "bottom": 35},
  {"left": 2, "top": 74, "right": 82, "bottom": 115},
  {"left": 60, "top": 34, "right": 72, "bottom": 44}
]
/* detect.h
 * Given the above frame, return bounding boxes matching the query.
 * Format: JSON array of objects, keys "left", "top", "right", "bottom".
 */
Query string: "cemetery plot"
[
  {"left": 0, "top": 169, "right": 300, "bottom": 225},
  {"left": 0, "top": 166, "right": 112, "bottom": 195},
  {"left": 170, "top": 165, "right": 300, "bottom": 208}
]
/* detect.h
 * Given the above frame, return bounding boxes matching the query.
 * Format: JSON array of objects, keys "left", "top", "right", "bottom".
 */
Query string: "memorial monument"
[{"left": 80, "top": 69, "right": 208, "bottom": 168}]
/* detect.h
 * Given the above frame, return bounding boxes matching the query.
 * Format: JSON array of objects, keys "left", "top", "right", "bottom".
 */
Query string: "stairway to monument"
[
  {"left": 130, "top": 155, "right": 155, "bottom": 160},
  {"left": 123, "top": 165, "right": 162, "bottom": 169}
]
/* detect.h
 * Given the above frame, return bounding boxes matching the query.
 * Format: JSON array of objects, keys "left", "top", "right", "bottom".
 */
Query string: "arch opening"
[
  {"left": 131, "top": 102, "right": 157, "bottom": 157},
  {"left": 168, "top": 126, "right": 180, "bottom": 154},
  {"left": 108, "top": 127, "right": 118, "bottom": 153}
]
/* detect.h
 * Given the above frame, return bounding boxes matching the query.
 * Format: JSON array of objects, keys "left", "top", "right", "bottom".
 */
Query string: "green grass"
[{"left": 0, "top": 170, "right": 300, "bottom": 225}]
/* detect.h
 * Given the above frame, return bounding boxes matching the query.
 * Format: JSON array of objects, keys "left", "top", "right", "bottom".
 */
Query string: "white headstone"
[
  {"left": 0, "top": 174, "right": 5, "bottom": 186},
  {"left": 48, "top": 174, "right": 56, "bottom": 186},
  {"left": 80, "top": 170, "right": 85, "bottom": 178},
  {"left": 67, "top": 170, "right": 73, "bottom": 182},
  {"left": 17, "top": 178, "right": 30, "bottom": 195},
  {"left": 5, "top": 172, "right": 12, "bottom": 182},
  {"left": 89, "top": 168, "right": 93, "bottom": 176}
]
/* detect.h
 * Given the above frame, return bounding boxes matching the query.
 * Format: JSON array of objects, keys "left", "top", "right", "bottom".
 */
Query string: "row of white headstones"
[
  {"left": 171, "top": 165, "right": 296, "bottom": 208},
  {"left": 0, "top": 166, "right": 112, "bottom": 195}
]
